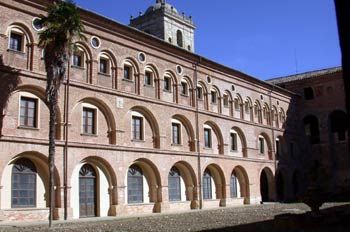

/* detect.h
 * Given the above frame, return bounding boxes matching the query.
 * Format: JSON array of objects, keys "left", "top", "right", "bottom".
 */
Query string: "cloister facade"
[{"left": 0, "top": 0, "right": 328, "bottom": 222}]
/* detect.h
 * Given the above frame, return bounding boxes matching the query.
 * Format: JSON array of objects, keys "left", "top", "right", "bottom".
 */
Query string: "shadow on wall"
[
  {"left": 0, "top": 54, "right": 20, "bottom": 136},
  {"left": 200, "top": 204, "right": 350, "bottom": 232}
]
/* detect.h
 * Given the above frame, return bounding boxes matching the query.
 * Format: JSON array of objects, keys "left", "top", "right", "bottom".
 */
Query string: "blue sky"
[{"left": 74, "top": 0, "right": 341, "bottom": 80}]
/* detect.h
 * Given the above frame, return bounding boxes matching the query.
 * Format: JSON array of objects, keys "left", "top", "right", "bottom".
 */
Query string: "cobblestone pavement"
[{"left": 0, "top": 203, "right": 349, "bottom": 232}]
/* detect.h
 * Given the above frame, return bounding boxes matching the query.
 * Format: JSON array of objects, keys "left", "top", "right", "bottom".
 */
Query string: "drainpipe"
[
  {"left": 193, "top": 57, "right": 202, "bottom": 209},
  {"left": 63, "top": 50, "right": 71, "bottom": 220},
  {"left": 268, "top": 86, "right": 278, "bottom": 201}
]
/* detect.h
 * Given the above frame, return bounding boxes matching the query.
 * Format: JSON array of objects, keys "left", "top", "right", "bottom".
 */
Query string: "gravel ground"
[{"left": 0, "top": 203, "right": 349, "bottom": 232}]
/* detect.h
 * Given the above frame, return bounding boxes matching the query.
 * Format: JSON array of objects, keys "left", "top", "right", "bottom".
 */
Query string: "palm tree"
[{"left": 38, "top": 0, "right": 84, "bottom": 226}]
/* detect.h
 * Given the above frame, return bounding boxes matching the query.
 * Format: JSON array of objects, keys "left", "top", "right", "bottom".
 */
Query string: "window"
[
  {"left": 234, "top": 99, "right": 240, "bottom": 111},
  {"left": 176, "top": 30, "right": 183, "bottom": 47},
  {"left": 245, "top": 102, "right": 250, "bottom": 114},
  {"left": 132, "top": 116, "right": 143, "bottom": 140},
  {"left": 211, "top": 90, "right": 217, "bottom": 104},
  {"left": 99, "top": 57, "right": 109, "bottom": 74},
  {"left": 223, "top": 94, "right": 229, "bottom": 107},
  {"left": 124, "top": 65, "right": 132, "bottom": 80},
  {"left": 73, "top": 51, "right": 83, "bottom": 67},
  {"left": 172, "top": 123, "right": 181, "bottom": 145},
  {"left": 144, "top": 71, "right": 153, "bottom": 86},
  {"left": 230, "top": 133, "right": 237, "bottom": 151},
  {"left": 9, "top": 31, "right": 23, "bottom": 51},
  {"left": 20, "top": 97, "right": 37, "bottom": 128},
  {"left": 168, "top": 167, "right": 181, "bottom": 201},
  {"left": 259, "top": 137, "right": 265, "bottom": 154},
  {"left": 82, "top": 108, "right": 96, "bottom": 134},
  {"left": 303, "top": 115, "right": 320, "bottom": 144},
  {"left": 230, "top": 171, "right": 238, "bottom": 198},
  {"left": 197, "top": 86, "right": 203, "bottom": 99},
  {"left": 203, "top": 169, "right": 212, "bottom": 199},
  {"left": 12, "top": 158, "right": 36, "bottom": 208},
  {"left": 204, "top": 128, "right": 212, "bottom": 148},
  {"left": 181, "top": 81, "right": 188, "bottom": 95},
  {"left": 304, "top": 87, "right": 314, "bottom": 100},
  {"left": 90, "top": 36, "right": 100, "bottom": 49},
  {"left": 127, "top": 165, "right": 143, "bottom": 203},
  {"left": 164, "top": 76, "right": 171, "bottom": 91}
]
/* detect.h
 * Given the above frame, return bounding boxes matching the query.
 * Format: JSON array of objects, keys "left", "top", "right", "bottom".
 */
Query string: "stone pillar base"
[
  {"left": 54, "top": 208, "right": 73, "bottom": 220},
  {"left": 191, "top": 200, "right": 199, "bottom": 209}
]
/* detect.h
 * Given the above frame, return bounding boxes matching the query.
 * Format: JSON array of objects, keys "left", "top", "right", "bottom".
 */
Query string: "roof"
[{"left": 266, "top": 67, "right": 342, "bottom": 85}]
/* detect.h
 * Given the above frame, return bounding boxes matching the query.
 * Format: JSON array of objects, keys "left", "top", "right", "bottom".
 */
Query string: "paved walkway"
[{"left": 0, "top": 203, "right": 349, "bottom": 232}]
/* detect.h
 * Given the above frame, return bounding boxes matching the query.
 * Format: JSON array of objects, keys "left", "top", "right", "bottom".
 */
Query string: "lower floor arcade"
[{"left": 0, "top": 143, "right": 298, "bottom": 222}]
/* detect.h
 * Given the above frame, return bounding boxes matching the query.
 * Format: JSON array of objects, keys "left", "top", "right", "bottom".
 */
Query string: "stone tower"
[{"left": 130, "top": 0, "right": 196, "bottom": 52}]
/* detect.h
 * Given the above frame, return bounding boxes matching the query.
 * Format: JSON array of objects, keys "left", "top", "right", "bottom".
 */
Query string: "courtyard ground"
[{"left": 1, "top": 203, "right": 350, "bottom": 232}]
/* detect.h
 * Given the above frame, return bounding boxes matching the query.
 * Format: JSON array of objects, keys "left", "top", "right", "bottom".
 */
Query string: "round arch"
[
  {"left": 130, "top": 105, "right": 160, "bottom": 148},
  {"left": 260, "top": 167, "right": 275, "bottom": 202},
  {"left": 172, "top": 114, "right": 196, "bottom": 151},
  {"left": 122, "top": 57, "right": 140, "bottom": 75},
  {"left": 231, "top": 126, "right": 248, "bottom": 157},
  {"left": 6, "top": 22, "right": 34, "bottom": 44},
  {"left": 232, "top": 165, "right": 250, "bottom": 203},
  {"left": 259, "top": 132, "right": 273, "bottom": 160},
  {"left": 205, "top": 121, "right": 224, "bottom": 154},
  {"left": 1, "top": 151, "right": 61, "bottom": 209},
  {"left": 75, "top": 97, "right": 117, "bottom": 144},
  {"left": 203, "top": 163, "right": 226, "bottom": 200},
  {"left": 169, "top": 161, "right": 198, "bottom": 209},
  {"left": 99, "top": 49, "right": 117, "bottom": 68},
  {"left": 14, "top": 85, "right": 62, "bottom": 139}
]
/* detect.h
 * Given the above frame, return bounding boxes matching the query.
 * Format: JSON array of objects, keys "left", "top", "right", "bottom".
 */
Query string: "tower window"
[{"left": 176, "top": 30, "right": 183, "bottom": 47}]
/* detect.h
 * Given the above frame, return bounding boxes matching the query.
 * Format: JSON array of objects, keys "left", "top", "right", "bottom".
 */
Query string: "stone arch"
[
  {"left": 279, "top": 107, "right": 286, "bottom": 128},
  {"left": 231, "top": 126, "right": 248, "bottom": 157},
  {"left": 275, "top": 135, "right": 286, "bottom": 160},
  {"left": 222, "top": 90, "right": 233, "bottom": 117},
  {"left": 234, "top": 93, "right": 244, "bottom": 119},
  {"left": 259, "top": 132, "right": 273, "bottom": 160},
  {"left": 263, "top": 103, "right": 271, "bottom": 125},
  {"left": 172, "top": 114, "right": 196, "bottom": 151},
  {"left": 122, "top": 57, "right": 140, "bottom": 75},
  {"left": 260, "top": 167, "right": 275, "bottom": 202},
  {"left": 143, "top": 64, "right": 161, "bottom": 99},
  {"left": 130, "top": 106, "right": 160, "bottom": 148},
  {"left": 232, "top": 165, "right": 250, "bottom": 203},
  {"left": 197, "top": 81, "right": 209, "bottom": 110},
  {"left": 204, "top": 121, "right": 224, "bottom": 155},
  {"left": 254, "top": 100, "right": 262, "bottom": 123},
  {"left": 271, "top": 105, "right": 279, "bottom": 127},
  {"left": 276, "top": 168, "right": 289, "bottom": 202},
  {"left": 75, "top": 41, "right": 92, "bottom": 62},
  {"left": 14, "top": 85, "right": 62, "bottom": 139},
  {"left": 70, "top": 156, "right": 116, "bottom": 218},
  {"left": 128, "top": 158, "right": 162, "bottom": 212},
  {"left": 6, "top": 22, "right": 35, "bottom": 70},
  {"left": 164, "top": 70, "right": 178, "bottom": 103},
  {"left": 99, "top": 50, "right": 117, "bottom": 68},
  {"left": 169, "top": 161, "right": 198, "bottom": 209},
  {"left": 75, "top": 97, "right": 117, "bottom": 144},
  {"left": 6, "top": 22, "right": 35, "bottom": 44},
  {"left": 1, "top": 151, "right": 61, "bottom": 210},
  {"left": 203, "top": 164, "right": 226, "bottom": 203}
]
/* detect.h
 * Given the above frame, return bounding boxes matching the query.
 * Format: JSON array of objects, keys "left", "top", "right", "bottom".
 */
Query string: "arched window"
[
  {"left": 128, "top": 165, "right": 143, "bottom": 203},
  {"left": 303, "top": 115, "right": 320, "bottom": 144},
  {"left": 177, "top": 30, "right": 183, "bottom": 47},
  {"left": 202, "top": 169, "right": 212, "bottom": 199},
  {"left": 168, "top": 167, "right": 181, "bottom": 201},
  {"left": 230, "top": 171, "right": 238, "bottom": 198},
  {"left": 79, "top": 164, "right": 97, "bottom": 217},
  {"left": 12, "top": 158, "right": 36, "bottom": 208}
]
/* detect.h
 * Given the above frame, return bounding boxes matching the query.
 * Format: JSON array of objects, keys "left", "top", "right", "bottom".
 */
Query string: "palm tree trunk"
[{"left": 48, "top": 95, "right": 57, "bottom": 227}]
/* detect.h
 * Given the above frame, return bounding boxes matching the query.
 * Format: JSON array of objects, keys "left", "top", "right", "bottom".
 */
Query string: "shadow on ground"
[{"left": 200, "top": 204, "right": 350, "bottom": 232}]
